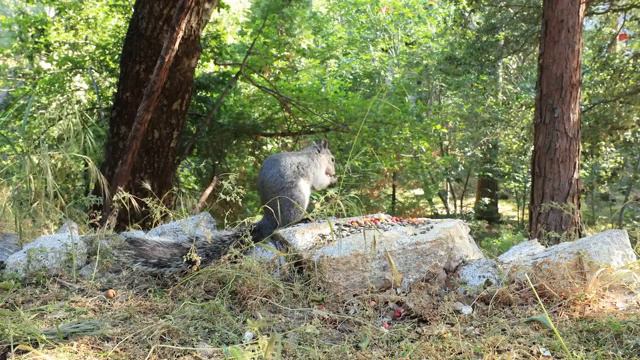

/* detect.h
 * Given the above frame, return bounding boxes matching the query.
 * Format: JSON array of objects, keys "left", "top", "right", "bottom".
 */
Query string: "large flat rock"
[
  {"left": 4, "top": 221, "right": 87, "bottom": 278},
  {"left": 498, "top": 229, "right": 637, "bottom": 279},
  {"left": 273, "top": 215, "right": 484, "bottom": 294}
]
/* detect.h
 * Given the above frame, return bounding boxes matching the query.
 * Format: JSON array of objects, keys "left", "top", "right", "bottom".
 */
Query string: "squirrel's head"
[{"left": 306, "top": 139, "right": 337, "bottom": 188}]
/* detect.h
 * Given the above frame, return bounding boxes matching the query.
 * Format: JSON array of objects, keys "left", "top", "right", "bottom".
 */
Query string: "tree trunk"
[
  {"left": 529, "top": 0, "right": 585, "bottom": 244},
  {"left": 475, "top": 41, "right": 503, "bottom": 224},
  {"left": 459, "top": 169, "right": 471, "bottom": 215},
  {"left": 474, "top": 140, "right": 500, "bottom": 223},
  {"left": 95, "top": 0, "right": 215, "bottom": 229},
  {"left": 438, "top": 183, "right": 451, "bottom": 216},
  {"left": 390, "top": 171, "right": 398, "bottom": 215},
  {"left": 475, "top": 175, "right": 500, "bottom": 223},
  {"left": 447, "top": 178, "right": 458, "bottom": 215}
]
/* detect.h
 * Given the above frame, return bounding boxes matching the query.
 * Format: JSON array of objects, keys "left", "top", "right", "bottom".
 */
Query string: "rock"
[
  {"left": 539, "top": 346, "right": 552, "bottom": 357},
  {"left": 0, "top": 233, "right": 20, "bottom": 265},
  {"left": 499, "top": 230, "right": 637, "bottom": 279},
  {"left": 248, "top": 241, "right": 284, "bottom": 261},
  {"left": 497, "top": 240, "right": 545, "bottom": 264},
  {"left": 81, "top": 233, "right": 125, "bottom": 258},
  {"left": 120, "top": 230, "right": 146, "bottom": 239},
  {"left": 275, "top": 221, "right": 334, "bottom": 253},
  {"left": 457, "top": 258, "right": 503, "bottom": 288},
  {"left": 452, "top": 301, "right": 473, "bottom": 315},
  {"left": 57, "top": 220, "right": 80, "bottom": 235},
  {"left": 246, "top": 241, "right": 288, "bottom": 277},
  {"left": 4, "top": 221, "right": 87, "bottom": 278},
  {"left": 145, "top": 212, "right": 217, "bottom": 243},
  {"left": 79, "top": 262, "right": 97, "bottom": 279},
  {"left": 273, "top": 215, "right": 484, "bottom": 294},
  {"left": 242, "top": 331, "right": 255, "bottom": 343}
]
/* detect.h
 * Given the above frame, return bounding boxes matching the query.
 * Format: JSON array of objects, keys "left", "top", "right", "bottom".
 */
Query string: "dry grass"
[{"left": 2, "top": 251, "right": 639, "bottom": 360}]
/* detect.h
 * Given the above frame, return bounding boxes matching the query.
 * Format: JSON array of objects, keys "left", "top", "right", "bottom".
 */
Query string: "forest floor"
[
  {"left": 2, "top": 248, "right": 640, "bottom": 360},
  {"left": 2, "top": 196, "right": 640, "bottom": 359}
]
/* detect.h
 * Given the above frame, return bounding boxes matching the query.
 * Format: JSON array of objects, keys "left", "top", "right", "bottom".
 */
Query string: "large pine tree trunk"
[
  {"left": 96, "top": 0, "right": 215, "bottom": 229},
  {"left": 529, "top": 0, "right": 586, "bottom": 244}
]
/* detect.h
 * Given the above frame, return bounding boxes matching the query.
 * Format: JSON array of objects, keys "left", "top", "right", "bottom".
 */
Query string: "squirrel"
[{"left": 119, "top": 140, "right": 337, "bottom": 273}]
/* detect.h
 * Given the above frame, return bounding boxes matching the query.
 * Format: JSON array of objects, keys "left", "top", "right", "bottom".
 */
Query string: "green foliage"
[
  {"left": 0, "top": 0, "right": 127, "bottom": 234},
  {"left": 525, "top": 274, "right": 572, "bottom": 358},
  {"left": 0, "top": 0, "right": 638, "bottom": 239},
  {"left": 1, "top": 3, "right": 640, "bottom": 358},
  {"left": 471, "top": 221, "right": 527, "bottom": 257}
]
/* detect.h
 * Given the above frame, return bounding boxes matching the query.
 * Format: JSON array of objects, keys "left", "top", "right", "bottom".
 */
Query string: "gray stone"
[
  {"left": 57, "top": 220, "right": 80, "bottom": 235},
  {"left": 4, "top": 221, "right": 87, "bottom": 278},
  {"left": 120, "top": 230, "right": 146, "bottom": 239},
  {"left": 247, "top": 241, "right": 283, "bottom": 261},
  {"left": 79, "top": 262, "right": 97, "bottom": 279},
  {"left": 0, "top": 233, "right": 20, "bottom": 264},
  {"left": 246, "top": 241, "right": 290, "bottom": 278},
  {"left": 273, "top": 215, "right": 485, "bottom": 294},
  {"left": 457, "top": 258, "right": 503, "bottom": 288},
  {"left": 498, "top": 229, "right": 637, "bottom": 278},
  {"left": 275, "top": 221, "right": 337, "bottom": 253},
  {"left": 146, "top": 212, "right": 217, "bottom": 243},
  {"left": 497, "top": 240, "right": 545, "bottom": 264},
  {"left": 453, "top": 301, "right": 473, "bottom": 315},
  {"left": 79, "top": 233, "right": 125, "bottom": 264}
]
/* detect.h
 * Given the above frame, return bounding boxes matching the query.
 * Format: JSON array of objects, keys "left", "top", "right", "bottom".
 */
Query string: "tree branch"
[
  {"left": 251, "top": 127, "right": 337, "bottom": 138},
  {"left": 178, "top": 16, "right": 269, "bottom": 164},
  {"left": 588, "top": 2, "right": 640, "bottom": 15},
  {"left": 241, "top": 73, "right": 346, "bottom": 130},
  {"left": 194, "top": 174, "right": 218, "bottom": 213},
  {"left": 582, "top": 85, "right": 640, "bottom": 113},
  {"left": 605, "top": 11, "right": 628, "bottom": 52}
]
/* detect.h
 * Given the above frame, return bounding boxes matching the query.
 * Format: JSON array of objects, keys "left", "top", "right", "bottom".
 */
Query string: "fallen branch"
[{"left": 194, "top": 174, "right": 218, "bottom": 213}]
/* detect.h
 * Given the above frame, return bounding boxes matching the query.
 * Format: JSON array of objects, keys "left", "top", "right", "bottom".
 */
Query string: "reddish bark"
[
  {"left": 529, "top": 0, "right": 586, "bottom": 243},
  {"left": 96, "top": 0, "right": 215, "bottom": 229}
]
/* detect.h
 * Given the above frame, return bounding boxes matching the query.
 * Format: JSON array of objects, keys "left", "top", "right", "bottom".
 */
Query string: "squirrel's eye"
[{"left": 331, "top": 157, "right": 335, "bottom": 162}]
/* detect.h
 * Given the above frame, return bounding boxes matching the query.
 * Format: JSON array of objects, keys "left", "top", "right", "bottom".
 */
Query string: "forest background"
[
  {"left": 1, "top": 0, "right": 638, "bottom": 248},
  {"left": 1, "top": 1, "right": 640, "bottom": 358}
]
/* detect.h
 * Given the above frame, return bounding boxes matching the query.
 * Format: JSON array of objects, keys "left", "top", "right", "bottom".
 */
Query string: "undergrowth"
[{"left": 2, "top": 244, "right": 639, "bottom": 359}]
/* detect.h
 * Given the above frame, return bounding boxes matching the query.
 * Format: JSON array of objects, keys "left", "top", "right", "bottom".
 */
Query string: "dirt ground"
[{"left": 2, "top": 255, "right": 640, "bottom": 360}]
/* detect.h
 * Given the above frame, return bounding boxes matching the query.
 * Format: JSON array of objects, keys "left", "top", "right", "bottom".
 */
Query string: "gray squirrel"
[
  {"left": 251, "top": 139, "right": 337, "bottom": 241},
  {"left": 121, "top": 140, "right": 337, "bottom": 273}
]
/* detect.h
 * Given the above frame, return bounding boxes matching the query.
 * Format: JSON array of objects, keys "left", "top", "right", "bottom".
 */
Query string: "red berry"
[{"left": 393, "top": 308, "right": 404, "bottom": 319}]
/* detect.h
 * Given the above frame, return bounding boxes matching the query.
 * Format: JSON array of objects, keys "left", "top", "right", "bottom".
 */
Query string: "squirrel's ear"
[
  {"left": 312, "top": 140, "right": 322, "bottom": 153},
  {"left": 320, "top": 139, "right": 329, "bottom": 149}
]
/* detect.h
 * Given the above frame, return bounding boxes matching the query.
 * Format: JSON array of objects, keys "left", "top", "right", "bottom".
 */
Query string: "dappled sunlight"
[{"left": 1, "top": 0, "right": 639, "bottom": 358}]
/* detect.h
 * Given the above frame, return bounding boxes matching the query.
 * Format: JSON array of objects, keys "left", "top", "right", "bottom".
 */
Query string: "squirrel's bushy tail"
[
  {"left": 119, "top": 229, "right": 246, "bottom": 273},
  {"left": 249, "top": 216, "right": 278, "bottom": 243}
]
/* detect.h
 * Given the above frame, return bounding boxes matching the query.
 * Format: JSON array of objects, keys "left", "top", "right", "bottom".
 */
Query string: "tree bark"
[
  {"left": 474, "top": 140, "right": 500, "bottom": 223},
  {"left": 390, "top": 171, "right": 397, "bottom": 215},
  {"left": 529, "top": 0, "right": 586, "bottom": 244},
  {"left": 459, "top": 169, "right": 471, "bottom": 215},
  {"left": 95, "top": 0, "right": 215, "bottom": 229},
  {"left": 475, "top": 175, "right": 500, "bottom": 223}
]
